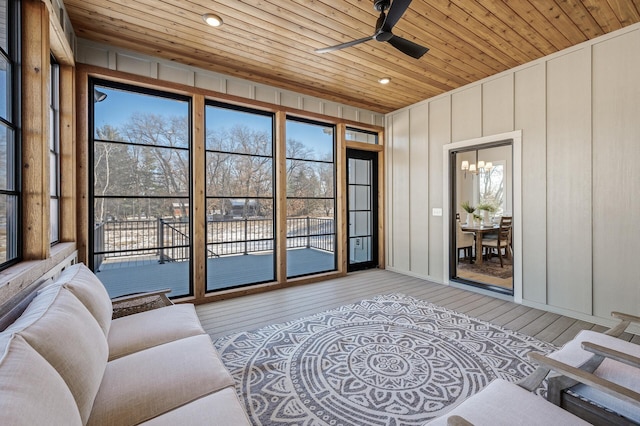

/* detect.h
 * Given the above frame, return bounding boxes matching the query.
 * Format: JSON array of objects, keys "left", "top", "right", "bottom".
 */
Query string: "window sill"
[{"left": 0, "top": 242, "right": 78, "bottom": 307}]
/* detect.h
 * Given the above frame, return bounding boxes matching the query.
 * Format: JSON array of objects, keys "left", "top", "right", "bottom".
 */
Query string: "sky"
[
  {"left": 94, "top": 86, "right": 188, "bottom": 129},
  {"left": 94, "top": 85, "right": 334, "bottom": 158}
]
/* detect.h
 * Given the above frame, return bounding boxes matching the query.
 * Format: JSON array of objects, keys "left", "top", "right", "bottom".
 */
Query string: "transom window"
[{"left": 346, "top": 127, "right": 378, "bottom": 144}]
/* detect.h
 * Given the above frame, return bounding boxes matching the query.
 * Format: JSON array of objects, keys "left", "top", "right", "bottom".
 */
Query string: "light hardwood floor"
[{"left": 196, "top": 269, "right": 639, "bottom": 347}]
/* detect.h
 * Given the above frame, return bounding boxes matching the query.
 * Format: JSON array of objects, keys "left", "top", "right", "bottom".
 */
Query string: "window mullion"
[
  {"left": 275, "top": 110, "right": 287, "bottom": 283},
  {"left": 192, "top": 94, "right": 206, "bottom": 299}
]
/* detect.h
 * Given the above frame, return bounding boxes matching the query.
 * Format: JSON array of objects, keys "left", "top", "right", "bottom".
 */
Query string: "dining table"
[{"left": 460, "top": 223, "right": 499, "bottom": 265}]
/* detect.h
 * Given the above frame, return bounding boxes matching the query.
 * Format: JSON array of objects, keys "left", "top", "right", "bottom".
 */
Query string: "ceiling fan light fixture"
[
  {"left": 378, "top": 77, "right": 391, "bottom": 84},
  {"left": 202, "top": 13, "right": 223, "bottom": 27}
]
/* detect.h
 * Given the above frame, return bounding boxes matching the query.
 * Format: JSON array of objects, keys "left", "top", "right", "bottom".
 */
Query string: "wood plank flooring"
[{"left": 196, "top": 269, "right": 638, "bottom": 346}]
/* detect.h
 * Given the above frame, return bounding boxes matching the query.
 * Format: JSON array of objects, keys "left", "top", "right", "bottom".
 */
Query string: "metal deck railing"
[{"left": 94, "top": 216, "right": 334, "bottom": 270}]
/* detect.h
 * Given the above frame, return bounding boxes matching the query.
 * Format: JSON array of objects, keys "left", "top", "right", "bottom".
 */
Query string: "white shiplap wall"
[
  {"left": 386, "top": 23, "right": 640, "bottom": 329},
  {"left": 76, "top": 39, "right": 384, "bottom": 127}
]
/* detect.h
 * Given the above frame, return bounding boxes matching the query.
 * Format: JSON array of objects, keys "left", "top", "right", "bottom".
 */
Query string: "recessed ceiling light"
[
  {"left": 378, "top": 77, "right": 391, "bottom": 85},
  {"left": 202, "top": 13, "right": 223, "bottom": 27}
]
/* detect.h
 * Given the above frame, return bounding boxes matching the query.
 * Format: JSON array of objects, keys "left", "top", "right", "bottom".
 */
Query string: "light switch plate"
[{"left": 432, "top": 208, "right": 442, "bottom": 216}]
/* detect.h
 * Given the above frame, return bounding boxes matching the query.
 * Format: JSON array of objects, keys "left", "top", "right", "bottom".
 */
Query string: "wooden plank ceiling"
[{"left": 63, "top": 0, "right": 640, "bottom": 114}]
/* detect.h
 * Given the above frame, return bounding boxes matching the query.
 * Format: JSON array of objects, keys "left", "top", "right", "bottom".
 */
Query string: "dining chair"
[
  {"left": 456, "top": 219, "right": 475, "bottom": 263},
  {"left": 481, "top": 216, "right": 512, "bottom": 267}
]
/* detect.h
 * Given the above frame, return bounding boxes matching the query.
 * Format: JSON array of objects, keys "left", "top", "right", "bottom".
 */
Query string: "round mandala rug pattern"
[{"left": 214, "top": 294, "right": 556, "bottom": 426}]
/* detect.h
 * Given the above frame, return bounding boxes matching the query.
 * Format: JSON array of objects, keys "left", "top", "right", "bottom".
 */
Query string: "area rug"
[
  {"left": 214, "top": 294, "right": 556, "bottom": 426},
  {"left": 457, "top": 257, "right": 513, "bottom": 279}
]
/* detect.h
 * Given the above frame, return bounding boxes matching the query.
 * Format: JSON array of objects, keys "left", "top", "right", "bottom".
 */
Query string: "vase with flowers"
[
  {"left": 477, "top": 203, "right": 497, "bottom": 225},
  {"left": 461, "top": 201, "right": 476, "bottom": 226}
]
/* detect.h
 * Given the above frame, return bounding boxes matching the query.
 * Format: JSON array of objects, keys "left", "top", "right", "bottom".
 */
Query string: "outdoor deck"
[{"left": 96, "top": 248, "right": 335, "bottom": 298}]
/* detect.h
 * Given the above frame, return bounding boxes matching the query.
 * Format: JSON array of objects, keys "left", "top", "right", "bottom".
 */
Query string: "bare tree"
[
  {"left": 206, "top": 124, "right": 274, "bottom": 216},
  {"left": 94, "top": 125, "right": 130, "bottom": 221},
  {"left": 479, "top": 166, "right": 505, "bottom": 214}
]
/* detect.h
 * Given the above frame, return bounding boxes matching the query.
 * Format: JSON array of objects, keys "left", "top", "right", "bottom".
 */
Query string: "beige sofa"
[{"left": 0, "top": 263, "right": 251, "bottom": 425}]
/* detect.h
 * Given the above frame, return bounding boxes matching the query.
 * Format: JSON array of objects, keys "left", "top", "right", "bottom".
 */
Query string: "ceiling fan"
[{"left": 315, "top": 0, "right": 429, "bottom": 59}]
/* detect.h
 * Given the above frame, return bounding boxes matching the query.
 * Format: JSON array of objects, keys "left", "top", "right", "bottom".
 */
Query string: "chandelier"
[{"left": 461, "top": 160, "right": 492, "bottom": 178}]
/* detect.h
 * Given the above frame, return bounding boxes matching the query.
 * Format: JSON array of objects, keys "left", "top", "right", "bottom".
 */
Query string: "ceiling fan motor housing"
[{"left": 374, "top": 0, "right": 391, "bottom": 12}]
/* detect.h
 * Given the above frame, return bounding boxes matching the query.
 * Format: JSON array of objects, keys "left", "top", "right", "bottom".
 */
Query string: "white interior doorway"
[{"left": 442, "top": 131, "right": 523, "bottom": 303}]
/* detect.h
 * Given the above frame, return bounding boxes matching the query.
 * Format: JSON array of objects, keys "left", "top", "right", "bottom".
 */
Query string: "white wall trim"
[{"left": 442, "top": 130, "right": 523, "bottom": 303}]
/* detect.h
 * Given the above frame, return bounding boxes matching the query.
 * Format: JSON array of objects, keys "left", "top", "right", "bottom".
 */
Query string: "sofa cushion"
[
  {"left": 425, "top": 379, "right": 590, "bottom": 426},
  {"left": 549, "top": 330, "right": 640, "bottom": 423},
  {"left": 0, "top": 334, "right": 82, "bottom": 426},
  {"left": 139, "top": 387, "right": 251, "bottom": 425},
  {"left": 50, "top": 263, "right": 113, "bottom": 336},
  {"left": 2, "top": 284, "right": 108, "bottom": 425},
  {"left": 108, "top": 304, "right": 205, "bottom": 361},
  {"left": 89, "top": 334, "right": 235, "bottom": 426}
]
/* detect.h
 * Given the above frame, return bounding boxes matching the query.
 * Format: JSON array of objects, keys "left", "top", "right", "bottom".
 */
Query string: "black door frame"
[
  {"left": 346, "top": 149, "right": 378, "bottom": 272},
  {"left": 449, "top": 141, "right": 514, "bottom": 296}
]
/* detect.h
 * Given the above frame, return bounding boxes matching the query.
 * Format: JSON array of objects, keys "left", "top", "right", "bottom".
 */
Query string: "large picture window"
[
  {"left": 84, "top": 72, "right": 370, "bottom": 298},
  {"left": 0, "top": 0, "right": 19, "bottom": 268},
  {"left": 285, "top": 117, "right": 336, "bottom": 277},
  {"left": 205, "top": 103, "right": 275, "bottom": 291},
  {"left": 90, "top": 80, "right": 192, "bottom": 298}
]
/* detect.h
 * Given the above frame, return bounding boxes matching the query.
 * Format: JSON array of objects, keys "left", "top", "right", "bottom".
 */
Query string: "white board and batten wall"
[
  {"left": 386, "top": 23, "right": 640, "bottom": 329},
  {"left": 75, "top": 39, "right": 384, "bottom": 127}
]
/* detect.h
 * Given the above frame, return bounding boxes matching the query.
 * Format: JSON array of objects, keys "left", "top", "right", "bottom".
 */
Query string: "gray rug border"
[{"left": 214, "top": 293, "right": 558, "bottom": 353}]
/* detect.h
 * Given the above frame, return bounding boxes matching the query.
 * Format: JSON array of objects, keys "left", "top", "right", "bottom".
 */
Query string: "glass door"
[
  {"left": 451, "top": 142, "right": 514, "bottom": 295},
  {"left": 347, "top": 149, "right": 378, "bottom": 272}
]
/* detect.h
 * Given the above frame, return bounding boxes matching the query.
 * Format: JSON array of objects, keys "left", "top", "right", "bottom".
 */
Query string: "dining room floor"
[{"left": 455, "top": 255, "right": 513, "bottom": 290}]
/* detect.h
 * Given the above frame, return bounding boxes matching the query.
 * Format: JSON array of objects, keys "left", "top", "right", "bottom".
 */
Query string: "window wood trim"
[
  {"left": 42, "top": 0, "right": 75, "bottom": 66},
  {"left": 22, "top": 0, "right": 51, "bottom": 260},
  {"left": 192, "top": 94, "right": 206, "bottom": 299},
  {"left": 59, "top": 64, "right": 76, "bottom": 242},
  {"left": 0, "top": 1, "right": 77, "bottom": 297},
  {"left": 75, "top": 64, "right": 384, "bottom": 304}
]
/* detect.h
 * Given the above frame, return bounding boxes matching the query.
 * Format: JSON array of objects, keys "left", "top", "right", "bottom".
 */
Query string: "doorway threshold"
[{"left": 449, "top": 278, "right": 514, "bottom": 301}]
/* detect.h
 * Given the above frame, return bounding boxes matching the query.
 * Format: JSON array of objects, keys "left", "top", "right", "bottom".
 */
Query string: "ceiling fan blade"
[
  {"left": 383, "top": 0, "right": 413, "bottom": 31},
  {"left": 387, "top": 35, "right": 429, "bottom": 59},
  {"left": 315, "top": 36, "right": 373, "bottom": 54}
]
